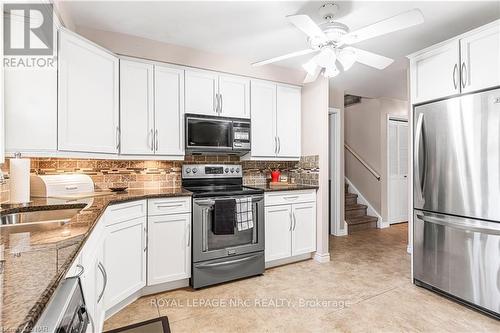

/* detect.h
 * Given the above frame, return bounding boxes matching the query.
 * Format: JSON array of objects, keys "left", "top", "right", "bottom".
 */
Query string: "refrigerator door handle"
[
  {"left": 414, "top": 113, "right": 425, "bottom": 201},
  {"left": 416, "top": 213, "right": 500, "bottom": 235}
]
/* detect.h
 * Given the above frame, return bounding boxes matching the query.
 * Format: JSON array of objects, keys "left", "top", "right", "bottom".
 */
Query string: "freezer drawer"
[
  {"left": 413, "top": 210, "right": 500, "bottom": 316},
  {"left": 413, "top": 88, "right": 500, "bottom": 221}
]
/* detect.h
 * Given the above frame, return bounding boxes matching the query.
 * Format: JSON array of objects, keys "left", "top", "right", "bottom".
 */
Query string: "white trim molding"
[
  {"left": 345, "top": 177, "right": 389, "bottom": 228},
  {"left": 314, "top": 252, "right": 331, "bottom": 263}
]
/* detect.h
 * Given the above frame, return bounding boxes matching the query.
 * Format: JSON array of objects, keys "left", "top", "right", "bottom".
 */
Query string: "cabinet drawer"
[
  {"left": 148, "top": 197, "right": 191, "bottom": 216},
  {"left": 105, "top": 200, "right": 147, "bottom": 226},
  {"left": 265, "top": 190, "right": 316, "bottom": 206}
]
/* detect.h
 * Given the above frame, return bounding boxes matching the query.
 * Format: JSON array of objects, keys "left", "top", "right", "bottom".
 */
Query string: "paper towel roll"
[{"left": 10, "top": 158, "right": 31, "bottom": 203}]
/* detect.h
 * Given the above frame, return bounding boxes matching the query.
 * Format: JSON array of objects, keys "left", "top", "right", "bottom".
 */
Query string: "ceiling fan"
[{"left": 252, "top": 3, "right": 424, "bottom": 83}]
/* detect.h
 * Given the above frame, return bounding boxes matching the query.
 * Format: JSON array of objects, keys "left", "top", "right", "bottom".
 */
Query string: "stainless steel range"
[{"left": 182, "top": 164, "right": 264, "bottom": 289}]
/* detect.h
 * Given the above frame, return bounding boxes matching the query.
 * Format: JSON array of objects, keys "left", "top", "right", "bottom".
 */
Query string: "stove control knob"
[
  {"left": 192, "top": 168, "right": 198, "bottom": 174},
  {"left": 186, "top": 168, "right": 191, "bottom": 174},
  {"left": 236, "top": 168, "right": 240, "bottom": 173},
  {"left": 225, "top": 168, "right": 229, "bottom": 173},
  {"left": 230, "top": 168, "right": 235, "bottom": 173}
]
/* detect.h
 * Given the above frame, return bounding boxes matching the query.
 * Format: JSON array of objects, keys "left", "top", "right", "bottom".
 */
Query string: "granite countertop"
[
  {"left": 247, "top": 183, "right": 319, "bottom": 192},
  {"left": 0, "top": 188, "right": 192, "bottom": 333}
]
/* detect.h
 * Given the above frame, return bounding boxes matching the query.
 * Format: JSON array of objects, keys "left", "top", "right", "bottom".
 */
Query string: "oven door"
[
  {"left": 192, "top": 194, "right": 264, "bottom": 262},
  {"left": 185, "top": 115, "right": 233, "bottom": 152}
]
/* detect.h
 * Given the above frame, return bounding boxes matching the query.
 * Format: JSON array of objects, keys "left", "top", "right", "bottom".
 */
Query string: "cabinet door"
[
  {"left": 410, "top": 40, "right": 460, "bottom": 104},
  {"left": 291, "top": 202, "right": 317, "bottom": 256},
  {"left": 58, "top": 29, "right": 119, "bottom": 153},
  {"left": 155, "top": 65, "right": 185, "bottom": 156},
  {"left": 104, "top": 217, "right": 146, "bottom": 309},
  {"left": 276, "top": 85, "right": 301, "bottom": 158},
  {"left": 120, "top": 60, "right": 154, "bottom": 155},
  {"left": 460, "top": 24, "right": 500, "bottom": 93},
  {"left": 185, "top": 69, "right": 218, "bottom": 116},
  {"left": 148, "top": 213, "right": 191, "bottom": 285},
  {"left": 218, "top": 74, "right": 250, "bottom": 118},
  {"left": 4, "top": 12, "right": 58, "bottom": 154},
  {"left": 264, "top": 205, "right": 292, "bottom": 262},
  {"left": 250, "top": 80, "right": 277, "bottom": 157}
]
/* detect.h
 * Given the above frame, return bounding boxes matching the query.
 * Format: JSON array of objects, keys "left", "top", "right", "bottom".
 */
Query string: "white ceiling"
[{"left": 60, "top": 1, "right": 500, "bottom": 100}]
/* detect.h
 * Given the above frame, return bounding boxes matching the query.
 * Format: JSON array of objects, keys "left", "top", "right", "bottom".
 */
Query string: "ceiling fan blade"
[
  {"left": 252, "top": 49, "right": 316, "bottom": 66},
  {"left": 287, "top": 14, "right": 327, "bottom": 40},
  {"left": 348, "top": 47, "right": 394, "bottom": 69},
  {"left": 343, "top": 9, "right": 424, "bottom": 44}
]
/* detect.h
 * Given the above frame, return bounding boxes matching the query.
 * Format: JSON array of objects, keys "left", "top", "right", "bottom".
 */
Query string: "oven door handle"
[{"left": 196, "top": 254, "right": 262, "bottom": 268}]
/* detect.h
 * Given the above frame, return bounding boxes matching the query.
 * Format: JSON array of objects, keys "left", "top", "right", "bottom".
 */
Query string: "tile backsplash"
[{"left": 0, "top": 155, "right": 319, "bottom": 198}]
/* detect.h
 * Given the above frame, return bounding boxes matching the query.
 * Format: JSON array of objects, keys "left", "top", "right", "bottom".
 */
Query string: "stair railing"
[{"left": 344, "top": 144, "right": 381, "bottom": 181}]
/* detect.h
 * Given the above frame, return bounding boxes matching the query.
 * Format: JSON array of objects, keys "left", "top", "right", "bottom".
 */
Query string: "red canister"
[{"left": 271, "top": 170, "right": 281, "bottom": 183}]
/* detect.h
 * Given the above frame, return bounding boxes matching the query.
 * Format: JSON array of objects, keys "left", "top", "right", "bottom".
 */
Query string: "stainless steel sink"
[{"left": 1, "top": 208, "right": 83, "bottom": 232}]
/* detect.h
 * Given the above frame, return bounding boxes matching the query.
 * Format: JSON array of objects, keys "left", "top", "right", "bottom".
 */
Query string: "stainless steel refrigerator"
[{"left": 413, "top": 87, "right": 500, "bottom": 318}]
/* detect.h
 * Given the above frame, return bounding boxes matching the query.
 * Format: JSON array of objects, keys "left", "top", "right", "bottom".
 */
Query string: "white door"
[
  {"left": 410, "top": 40, "right": 460, "bottom": 104},
  {"left": 58, "top": 30, "right": 119, "bottom": 153},
  {"left": 154, "top": 65, "right": 185, "bottom": 156},
  {"left": 388, "top": 120, "right": 409, "bottom": 224},
  {"left": 276, "top": 85, "right": 301, "bottom": 158},
  {"left": 250, "top": 80, "right": 277, "bottom": 157},
  {"left": 148, "top": 213, "right": 191, "bottom": 285},
  {"left": 185, "top": 69, "right": 218, "bottom": 116},
  {"left": 4, "top": 12, "right": 58, "bottom": 154},
  {"left": 120, "top": 60, "right": 154, "bottom": 155},
  {"left": 460, "top": 24, "right": 500, "bottom": 93},
  {"left": 264, "top": 205, "right": 292, "bottom": 262},
  {"left": 218, "top": 74, "right": 250, "bottom": 118},
  {"left": 291, "top": 202, "right": 317, "bottom": 256},
  {"left": 104, "top": 217, "right": 146, "bottom": 309}
]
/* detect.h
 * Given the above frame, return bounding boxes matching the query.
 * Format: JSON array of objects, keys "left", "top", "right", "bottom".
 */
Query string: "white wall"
[{"left": 302, "top": 77, "right": 330, "bottom": 261}]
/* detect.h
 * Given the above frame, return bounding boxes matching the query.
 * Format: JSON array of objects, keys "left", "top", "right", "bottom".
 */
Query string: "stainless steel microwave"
[{"left": 185, "top": 114, "right": 251, "bottom": 155}]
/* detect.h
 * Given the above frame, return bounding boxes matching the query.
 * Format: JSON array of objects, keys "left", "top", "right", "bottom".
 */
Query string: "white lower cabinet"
[
  {"left": 148, "top": 213, "right": 191, "bottom": 285},
  {"left": 104, "top": 216, "right": 147, "bottom": 309},
  {"left": 264, "top": 190, "right": 317, "bottom": 264}
]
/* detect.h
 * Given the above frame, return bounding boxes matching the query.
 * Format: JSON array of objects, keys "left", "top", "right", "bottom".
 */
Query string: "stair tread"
[
  {"left": 345, "top": 203, "right": 367, "bottom": 210},
  {"left": 345, "top": 193, "right": 358, "bottom": 199},
  {"left": 346, "top": 216, "right": 378, "bottom": 225}
]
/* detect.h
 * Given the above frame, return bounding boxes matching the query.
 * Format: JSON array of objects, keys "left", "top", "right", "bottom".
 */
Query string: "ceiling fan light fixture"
[
  {"left": 314, "top": 47, "right": 336, "bottom": 68},
  {"left": 337, "top": 48, "right": 357, "bottom": 71},
  {"left": 323, "top": 64, "right": 339, "bottom": 78}
]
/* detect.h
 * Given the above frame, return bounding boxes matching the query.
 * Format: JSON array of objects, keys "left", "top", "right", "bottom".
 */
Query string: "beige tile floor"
[{"left": 104, "top": 224, "right": 499, "bottom": 332}]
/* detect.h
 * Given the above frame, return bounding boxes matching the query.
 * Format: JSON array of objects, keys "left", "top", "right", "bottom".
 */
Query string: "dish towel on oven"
[{"left": 235, "top": 197, "right": 253, "bottom": 231}]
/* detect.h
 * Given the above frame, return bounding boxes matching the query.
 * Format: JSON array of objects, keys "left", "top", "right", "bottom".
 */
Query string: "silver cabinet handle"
[
  {"left": 292, "top": 212, "right": 297, "bottom": 231},
  {"left": 155, "top": 203, "right": 183, "bottom": 209},
  {"left": 461, "top": 62, "right": 467, "bottom": 88},
  {"left": 283, "top": 196, "right": 299, "bottom": 201},
  {"left": 214, "top": 93, "right": 220, "bottom": 114},
  {"left": 97, "top": 262, "right": 107, "bottom": 304},
  {"left": 277, "top": 137, "right": 281, "bottom": 154},
  {"left": 155, "top": 129, "right": 159, "bottom": 151},
  {"left": 144, "top": 226, "right": 148, "bottom": 252},
  {"left": 274, "top": 137, "right": 277, "bottom": 154},
  {"left": 115, "top": 126, "right": 120, "bottom": 151},
  {"left": 186, "top": 223, "right": 191, "bottom": 247},
  {"left": 452, "top": 63, "right": 458, "bottom": 90},
  {"left": 288, "top": 211, "right": 293, "bottom": 231},
  {"left": 219, "top": 93, "right": 223, "bottom": 114},
  {"left": 414, "top": 113, "right": 425, "bottom": 201},
  {"left": 149, "top": 129, "right": 154, "bottom": 152}
]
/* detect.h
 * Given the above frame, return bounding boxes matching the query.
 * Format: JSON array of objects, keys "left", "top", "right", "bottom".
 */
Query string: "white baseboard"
[
  {"left": 314, "top": 252, "right": 331, "bottom": 263},
  {"left": 344, "top": 177, "right": 383, "bottom": 227},
  {"left": 332, "top": 223, "right": 348, "bottom": 236}
]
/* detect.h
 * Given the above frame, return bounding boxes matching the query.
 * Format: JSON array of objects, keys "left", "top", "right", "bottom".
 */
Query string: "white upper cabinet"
[
  {"left": 410, "top": 40, "right": 460, "bottom": 104},
  {"left": 460, "top": 24, "right": 500, "bottom": 93},
  {"left": 185, "top": 69, "right": 219, "bottom": 116},
  {"left": 185, "top": 69, "right": 250, "bottom": 119},
  {"left": 155, "top": 64, "right": 185, "bottom": 156},
  {"left": 218, "top": 74, "right": 250, "bottom": 118},
  {"left": 276, "top": 85, "right": 301, "bottom": 158},
  {"left": 4, "top": 11, "right": 58, "bottom": 154},
  {"left": 58, "top": 29, "right": 119, "bottom": 154},
  {"left": 120, "top": 60, "right": 154, "bottom": 155},
  {"left": 250, "top": 80, "right": 277, "bottom": 157},
  {"left": 249, "top": 81, "right": 301, "bottom": 160},
  {"left": 409, "top": 20, "right": 500, "bottom": 104}
]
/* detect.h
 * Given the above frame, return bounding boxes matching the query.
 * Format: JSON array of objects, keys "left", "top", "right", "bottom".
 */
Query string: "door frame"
[
  {"left": 329, "top": 108, "right": 346, "bottom": 236},
  {"left": 386, "top": 115, "right": 409, "bottom": 225}
]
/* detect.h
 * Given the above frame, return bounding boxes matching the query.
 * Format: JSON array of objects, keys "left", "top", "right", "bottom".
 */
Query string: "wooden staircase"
[{"left": 345, "top": 183, "right": 378, "bottom": 233}]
